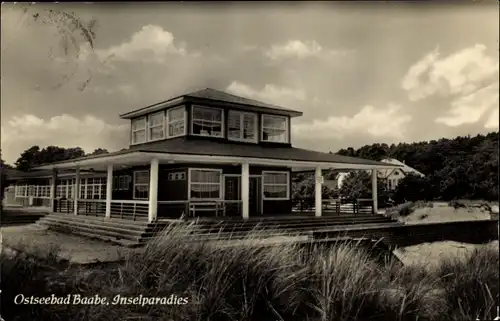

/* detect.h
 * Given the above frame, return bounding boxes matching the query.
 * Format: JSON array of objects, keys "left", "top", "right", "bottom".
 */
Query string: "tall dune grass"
[{"left": 1, "top": 224, "right": 498, "bottom": 321}]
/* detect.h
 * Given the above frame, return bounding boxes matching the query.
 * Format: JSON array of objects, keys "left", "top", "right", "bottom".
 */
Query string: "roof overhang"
[
  {"left": 33, "top": 151, "right": 402, "bottom": 171},
  {"left": 120, "top": 97, "right": 185, "bottom": 119}
]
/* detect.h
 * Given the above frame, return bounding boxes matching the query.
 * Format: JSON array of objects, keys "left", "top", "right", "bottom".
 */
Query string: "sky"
[{"left": 1, "top": 2, "right": 499, "bottom": 164}]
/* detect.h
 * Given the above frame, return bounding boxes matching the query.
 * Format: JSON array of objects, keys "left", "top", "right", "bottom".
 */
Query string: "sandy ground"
[
  {"left": 394, "top": 240, "right": 499, "bottom": 268},
  {"left": 1, "top": 224, "right": 138, "bottom": 264},
  {"left": 398, "top": 203, "right": 493, "bottom": 224}
]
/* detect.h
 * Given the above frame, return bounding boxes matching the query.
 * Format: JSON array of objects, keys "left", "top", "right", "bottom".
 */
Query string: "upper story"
[{"left": 120, "top": 88, "right": 303, "bottom": 148}]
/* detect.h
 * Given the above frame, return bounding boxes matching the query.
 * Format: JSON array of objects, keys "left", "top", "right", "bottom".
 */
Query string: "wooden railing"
[
  {"left": 291, "top": 198, "right": 374, "bottom": 214},
  {"left": 77, "top": 199, "right": 106, "bottom": 217},
  {"left": 110, "top": 200, "right": 149, "bottom": 221},
  {"left": 54, "top": 199, "right": 75, "bottom": 214},
  {"left": 157, "top": 200, "right": 243, "bottom": 219}
]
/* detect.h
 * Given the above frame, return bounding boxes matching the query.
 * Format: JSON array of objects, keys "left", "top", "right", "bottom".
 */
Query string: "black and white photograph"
[{"left": 0, "top": 1, "right": 499, "bottom": 321}]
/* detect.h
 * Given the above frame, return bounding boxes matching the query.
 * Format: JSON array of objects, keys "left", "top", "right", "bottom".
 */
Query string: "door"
[
  {"left": 249, "top": 176, "right": 261, "bottom": 215},
  {"left": 224, "top": 176, "right": 240, "bottom": 216}
]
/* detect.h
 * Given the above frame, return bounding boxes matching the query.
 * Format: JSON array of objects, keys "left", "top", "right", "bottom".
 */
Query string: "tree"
[
  {"left": 14, "top": 145, "right": 86, "bottom": 170},
  {"left": 15, "top": 145, "right": 41, "bottom": 171},
  {"left": 89, "top": 148, "right": 109, "bottom": 156},
  {"left": 339, "top": 171, "right": 392, "bottom": 206},
  {"left": 335, "top": 131, "right": 499, "bottom": 202},
  {"left": 292, "top": 174, "right": 338, "bottom": 200},
  {"left": 392, "top": 173, "right": 430, "bottom": 203}
]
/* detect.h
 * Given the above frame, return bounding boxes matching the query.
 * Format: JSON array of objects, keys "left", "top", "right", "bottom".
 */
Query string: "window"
[
  {"left": 79, "top": 177, "right": 106, "bottom": 199},
  {"left": 119, "top": 175, "right": 131, "bottom": 190},
  {"left": 148, "top": 111, "right": 165, "bottom": 141},
  {"left": 228, "top": 111, "right": 257, "bottom": 142},
  {"left": 191, "top": 105, "right": 223, "bottom": 138},
  {"left": 131, "top": 117, "right": 147, "bottom": 144},
  {"left": 261, "top": 114, "right": 288, "bottom": 143},
  {"left": 133, "top": 171, "right": 150, "bottom": 200},
  {"left": 15, "top": 184, "right": 28, "bottom": 197},
  {"left": 168, "top": 171, "right": 186, "bottom": 181},
  {"left": 263, "top": 171, "right": 289, "bottom": 200},
  {"left": 167, "top": 107, "right": 186, "bottom": 138},
  {"left": 37, "top": 185, "right": 50, "bottom": 198},
  {"left": 113, "top": 175, "right": 131, "bottom": 191},
  {"left": 189, "top": 169, "right": 222, "bottom": 200}
]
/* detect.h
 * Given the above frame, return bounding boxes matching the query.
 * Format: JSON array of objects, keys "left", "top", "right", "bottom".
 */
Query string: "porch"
[
  {"left": 31, "top": 149, "right": 399, "bottom": 223},
  {"left": 52, "top": 197, "right": 375, "bottom": 221}
]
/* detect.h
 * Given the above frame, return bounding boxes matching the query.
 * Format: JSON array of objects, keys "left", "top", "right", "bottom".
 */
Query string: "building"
[
  {"left": 333, "top": 158, "right": 425, "bottom": 191},
  {"left": 377, "top": 158, "right": 425, "bottom": 190},
  {"left": 6, "top": 88, "right": 400, "bottom": 222}
]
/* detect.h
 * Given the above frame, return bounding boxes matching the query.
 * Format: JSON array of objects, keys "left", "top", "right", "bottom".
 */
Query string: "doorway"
[
  {"left": 249, "top": 176, "right": 262, "bottom": 215},
  {"left": 223, "top": 175, "right": 262, "bottom": 216}
]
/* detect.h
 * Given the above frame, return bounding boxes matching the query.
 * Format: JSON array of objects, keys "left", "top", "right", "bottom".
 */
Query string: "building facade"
[{"left": 7, "top": 88, "right": 400, "bottom": 222}]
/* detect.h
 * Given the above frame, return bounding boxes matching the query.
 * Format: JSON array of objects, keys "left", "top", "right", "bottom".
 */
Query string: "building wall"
[{"left": 113, "top": 163, "right": 292, "bottom": 215}]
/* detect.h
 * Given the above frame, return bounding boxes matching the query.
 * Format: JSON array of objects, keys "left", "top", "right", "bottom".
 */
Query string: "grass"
[{"left": 1, "top": 224, "right": 498, "bottom": 321}]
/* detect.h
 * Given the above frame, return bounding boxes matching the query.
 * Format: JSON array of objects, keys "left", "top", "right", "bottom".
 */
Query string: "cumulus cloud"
[
  {"left": 402, "top": 44, "right": 499, "bottom": 101},
  {"left": 435, "top": 82, "right": 499, "bottom": 127},
  {"left": 402, "top": 44, "right": 499, "bottom": 129},
  {"left": 1, "top": 114, "right": 129, "bottom": 163},
  {"left": 265, "top": 40, "right": 352, "bottom": 61},
  {"left": 82, "top": 25, "right": 192, "bottom": 64},
  {"left": 292, "top": 104, "right": 412, "bottom": 140}
]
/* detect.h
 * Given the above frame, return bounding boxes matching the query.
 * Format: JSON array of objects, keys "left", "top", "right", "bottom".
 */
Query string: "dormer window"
[
  {"left": 131, "top": 117, "right": 147, "bottom": 145},
  {"left": 148, "top": 111, "right": 165, "bottom": 141},
  {"left": 167, "top": 106, "right": 186, "bottom": 138},
  {"left": 261, "top": 114, "right": 288, "bottom": 143},
  {"left": 191, "top": 105, "right": 223, "bottom": 138},
  {"left": 228, "top": 110, "right": 258, "bottom": 143}
]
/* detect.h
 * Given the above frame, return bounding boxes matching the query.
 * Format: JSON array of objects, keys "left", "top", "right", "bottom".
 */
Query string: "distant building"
[
  {"left": 378, "top": 158, "right": 425, "bottom": 190},
  {"left": 333, "top": 158, "right": 425, "bottom": 191}
]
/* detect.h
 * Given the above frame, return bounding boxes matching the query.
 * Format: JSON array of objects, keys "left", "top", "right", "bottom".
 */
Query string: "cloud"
[
  {"left": 84, "top": 25, "right": 192, "bottom": 64},
  {"left": 292, "top": 104, "right": 412, "bottom": 140},
  {"left": 484, "top": 107, "right": 499, "bottom": 129},
  {"left": 435, "top": 81, "right": 499, "bottom": 127},
  {"left": 265, "top": 40, "right": 351, "bottom": 61},
  {"left": 1, "top": 114, "right": 128, "bottom": 164},
  {"left": 402, "top": 44, "right": 499, "bottom": 101},
  {"left": 227, "top": 81, "right": 307, "bottom": 108}
]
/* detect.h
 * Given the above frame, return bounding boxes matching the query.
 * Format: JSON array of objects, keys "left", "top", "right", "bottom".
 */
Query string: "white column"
[
  {"left": 50, "top": 169, "right": 57, "bottom": 211},
  {"left": 148, "top": 158, "right": 159, "bottom": 223},
  {"left": 372, "top": 169, "right": 378, "bottom": 214},
  {"left": 105, "top": 164, "right": 113, "bottom": 219},
  {"left": 241, "top": 162, "right": 250, "bottom": 220},
  {"left": 74, "top": 168, "right": 80, "bottom": 215},
  {"left": 315, "top": 166, "right": 323, "bottom": 217}
]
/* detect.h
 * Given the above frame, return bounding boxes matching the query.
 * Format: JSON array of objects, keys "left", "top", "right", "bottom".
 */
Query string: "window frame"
[
  {"left": 190, "top": 105, "right": 224, "bottom": 138},
  {"left": 167, "top": 106, "right": 187, "bottom": 138},
  {"left": 188, "top": 168, "right": 223, "bottom": 201},
  {"left": 147, "top": 111, "right": 165, "bottom": 142},
  {"left": 227, "top": 110, "right": 258, "bottom": 143},
  {"left": 133, "top": 170, "right": 150, "bottom": 200},
  {"left": 79, "top": 177, "right": 107, "bottom": 200},
  {"left": 261, "top": 114, "right": 289, "bottom": 143},
  {"left": 262, "top": 170, "right": 290, "bottom": 200},
  {"left": 131, "top": 116, "right": 147, "bottom": 145}
]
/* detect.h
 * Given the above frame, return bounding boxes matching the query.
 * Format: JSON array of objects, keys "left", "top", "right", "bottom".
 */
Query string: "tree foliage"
[
  {"left": 336, "top": 132, "right": 499, "bottom": 202},
  {"left": 15, "top": 145, "right": 88, "bottom": 171},
  {"left": 292, "top": 173, "right": 338, "bottom": 199}
]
